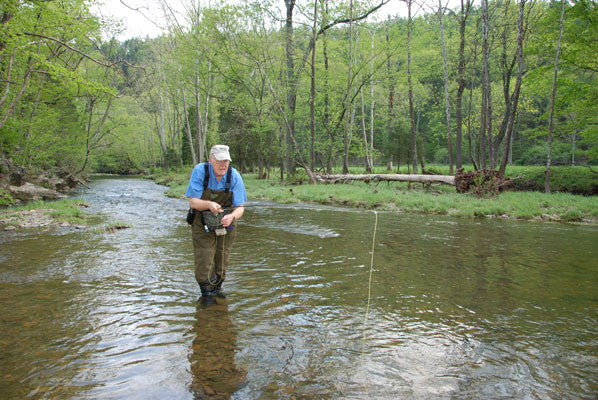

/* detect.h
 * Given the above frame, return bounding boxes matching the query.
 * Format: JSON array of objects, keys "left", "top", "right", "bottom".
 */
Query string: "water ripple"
[{"left": 1, "top": 177, "right": 596, "bottom": 399}]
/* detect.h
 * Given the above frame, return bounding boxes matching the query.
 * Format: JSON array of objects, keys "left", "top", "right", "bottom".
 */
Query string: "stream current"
[{"left": 0, "top": 176, "right": 596, "bottom": 399}]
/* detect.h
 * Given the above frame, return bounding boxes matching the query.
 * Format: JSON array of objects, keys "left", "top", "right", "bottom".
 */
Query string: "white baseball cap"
[{"left": 210, "top": 144, "right": 232, "bottom": 161}]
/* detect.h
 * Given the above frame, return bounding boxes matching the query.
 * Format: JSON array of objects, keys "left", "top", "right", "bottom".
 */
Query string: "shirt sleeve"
[
  {"left": 231, "top": 169, "right": 248, "bottom": 207},
  {"left": 185, "top": 164, "right": 205, "bottom": 199}
]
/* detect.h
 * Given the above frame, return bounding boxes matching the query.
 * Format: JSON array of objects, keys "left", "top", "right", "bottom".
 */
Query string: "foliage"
[
  {"left": 0, "top": 188, "right": 15, "bottom": 207},
  {"left": 509, "top": 165, "right": 598, "bottom": 195},
  {"left": 1, "top": 0, "right": 596, "bottom": 187},
  {"left": 518, "top": 141, "right": 572, "bottom": 165},
  {"left": 0, "top": 0, "right": 121, "bottom": 176},
  {"left": 150, "top": 168, "right": 598, "bottom": 222}
]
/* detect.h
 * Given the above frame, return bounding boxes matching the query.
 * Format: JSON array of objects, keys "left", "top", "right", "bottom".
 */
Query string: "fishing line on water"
[{"left": 361, "top": 210, "right": 378, "bottom": 354}]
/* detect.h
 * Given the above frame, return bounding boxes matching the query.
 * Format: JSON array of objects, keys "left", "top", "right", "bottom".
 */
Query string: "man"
[{"left": 186, "top": 144, "right": 247, "bottom": 299}]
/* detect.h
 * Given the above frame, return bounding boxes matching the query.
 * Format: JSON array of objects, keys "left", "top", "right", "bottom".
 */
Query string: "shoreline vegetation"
[
  {"left": 154, "top": 165, "right": 598, "bottom": 224},
  {"left": 1, "top": 165, "right": 596, "bottom": 231},
  {"left": 0, "top": 198, "right": 132, "bottom": 232},
  {"left": 0, "top": 199, "right": 91, "bottom": 231}
]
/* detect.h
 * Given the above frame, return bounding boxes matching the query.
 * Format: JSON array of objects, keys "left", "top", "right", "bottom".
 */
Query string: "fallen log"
[{"left": 317, "top": 173, "right": 455, "bottom": 185}]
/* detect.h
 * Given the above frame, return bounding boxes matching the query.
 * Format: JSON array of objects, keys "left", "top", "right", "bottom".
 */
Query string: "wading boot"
[
  {"left": 199, "top": 281, "right": 215, "bottom": 294},
  {"left": 200, "top": 281, "right": 226, "bottom": 305},
  {"left": 212, "top": 281, "right": 226, "bottom": 298}
]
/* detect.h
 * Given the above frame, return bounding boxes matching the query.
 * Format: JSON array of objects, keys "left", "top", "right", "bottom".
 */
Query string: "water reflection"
[
  {"left": 189, "top": 299, "right": 246, "bottom": 399},
  {"left": 0, "top": 177, "right": 596, "bottom": 399}
]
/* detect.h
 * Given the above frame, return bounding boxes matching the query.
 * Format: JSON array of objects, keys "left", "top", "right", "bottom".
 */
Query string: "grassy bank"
[
  {"left": 0, "top": 198, "right": 90, "bottom": 229},
  {"left": 152, "top": 165, "right": 598, "bottom": 223}
]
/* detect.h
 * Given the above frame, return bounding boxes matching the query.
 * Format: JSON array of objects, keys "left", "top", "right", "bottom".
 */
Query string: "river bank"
[
  {"left": 154, "top": 168, "right": 598, "bottom": 224},
  {"left": 0, "top": 199, "right": 90, "bottom": 231},
  {"left": 2, "top": 168, "right": 596, "bottom": 231}
]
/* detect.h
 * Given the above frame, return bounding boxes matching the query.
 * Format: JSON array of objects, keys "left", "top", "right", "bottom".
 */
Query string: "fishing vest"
[
  {"left": 186, "top": 163, "right": 233, "bottom": 229},
  {"left": 199, "top": 163, "right": 233, "bottom": 232}
]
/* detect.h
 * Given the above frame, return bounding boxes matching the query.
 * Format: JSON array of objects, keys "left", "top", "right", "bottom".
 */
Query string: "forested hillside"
[{"left": 1, "top": 0, "right": 596, "bottom": 184}]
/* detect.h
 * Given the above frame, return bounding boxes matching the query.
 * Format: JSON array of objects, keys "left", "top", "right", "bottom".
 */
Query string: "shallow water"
[{"left": 0, "top": 177, "right": 596, "bottom": 399}]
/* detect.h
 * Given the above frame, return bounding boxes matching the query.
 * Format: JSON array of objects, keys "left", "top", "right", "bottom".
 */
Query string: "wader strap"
[
  {"left": 203, "top": 162, "right": 209, "bottom": 190},
  {"left": 225, "top": 167, "right": 231, "bottom": 193}
]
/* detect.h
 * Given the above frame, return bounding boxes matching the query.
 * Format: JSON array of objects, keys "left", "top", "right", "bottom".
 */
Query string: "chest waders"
[{"left": 191, "top": 164, "right": 236, "bottom": 296}]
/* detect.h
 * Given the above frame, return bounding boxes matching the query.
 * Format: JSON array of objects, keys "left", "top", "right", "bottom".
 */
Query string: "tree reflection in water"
[{"left": 189, "top": 299, "right": 247, "bottom": 399}]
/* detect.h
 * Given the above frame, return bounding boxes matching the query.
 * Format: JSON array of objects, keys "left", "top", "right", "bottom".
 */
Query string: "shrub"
[
  {"left": 0, "top": 188, "right": 15, "bottom": 207},
  {"left": 518, "top": 142, "right": 572, "bottom": 166},
  {"left": 433, "top": 148, "right": 449, "bottom": 164}
]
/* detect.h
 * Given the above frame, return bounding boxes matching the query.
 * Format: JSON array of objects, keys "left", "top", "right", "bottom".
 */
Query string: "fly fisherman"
[{"left": 186, "top": 145, "right": 247, "bottom": 300}]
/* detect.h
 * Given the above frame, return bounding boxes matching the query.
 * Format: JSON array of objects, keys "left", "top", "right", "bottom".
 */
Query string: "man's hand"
[
  {"left": 221, "top": 213, "right": 235, "bottom": 227},
  {"left": 208, "top": 201, "right": 223, "bottom": 214}
]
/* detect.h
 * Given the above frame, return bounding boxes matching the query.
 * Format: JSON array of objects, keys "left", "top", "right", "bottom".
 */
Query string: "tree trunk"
[
  {"left": 438, "top": 0, "right": 453, "bottom": 174},
  {"left": 508, "top": 129, "right": 514, "bottom": 165},
  {"left": 467, "top": 41, "right": 478, "bottom": 170},
  {"left": 407, "top": 0, "right": 418, "bottom": 174},
  {"left": 195, "top": 58, "right": 205, "bottom": 163},
  {"left": 571, "top": 130, "right": 576, "bottom": 165},
  {"left": 310, "top": 0, "right": 318, "bottom": 172},
  {"left": 385, "top": 17, "right": 397, "bottom": 173},
  {"left": 360, "top": 86, "right": 370, "bottom": 172},
  {"left": 322, "top": 0, "right": 332, "bottom": 174},
  {"left": 181, "top": 86, "right": 197, "bottom": 165},
  {"left": 0, "top": 48, "right": 16, "bottom": 111},
  {"left": 78, "top": 96, "right": 113, "bottom": 175},
  {"left": 495, "top": 0, "right": 515, "bottom": 162},
  {"left": 343, "top": 0, "right": 354, "bottom": 174},
  {"left": 454, "top": 0, "right": 471, "bottom": 170},
  {"left": 165, "top": 90, "right": 174, "bottom": 149},
  {"left": 368, "top": 28, "right": 375, "bottom": 173},
  {"left": 499, "top": 0, "right": 527, "bottom": 176},
  {"left": 0, "top": 50, "right": 36, "bottom": 130},
  {"left": 279, "top": 125, "right": 285, "bottom": 181},
  {"left": 24, "top": 72, "right": 47, "bottom": 147},
  {"left": 480, "top": 0, "right": 491, "bottom": 170},
  {"left": 545, "top": 0, "right": 565, "bottom": 194},
  {"left": 285, "top": 0, "right": 297, "bottom": 176},
  {"left": 203, "top": 61, "right": 212, "bottom": 161},
  {"left": 158, "top": 90, "right": 167, "bottom": 161}
]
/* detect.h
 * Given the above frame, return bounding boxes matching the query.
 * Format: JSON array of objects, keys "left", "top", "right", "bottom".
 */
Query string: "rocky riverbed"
[
  {"left": 1, "top": 158, "right": 88, "bottom": 230},
  {"left": 1, "top": 209, "right": 78, "bottom": 231}
]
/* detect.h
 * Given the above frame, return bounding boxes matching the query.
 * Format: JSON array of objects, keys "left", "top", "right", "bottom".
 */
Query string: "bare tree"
[
  {"left": 437, "top": 0, "right": 453, "bottom": 174},
  {"left": 284, "top": 0, "right": 298, "bottom": 175},
  {"left": 282, "top": 0, "right": 390, "bottom": 178},
  {"left": 499, "top": 0, "right": 529, "bottom": 176},
  {"left": 310, "top": 0, "right": 318, "bottom": 172},
  {"left": 321, "top": 0, "right": 333, "bottom": 173},
  {"left": 452, "top": 0, "right": 473, "bottom": 170},
  {"left": 368, "top": 27, "right": 376, "bottom": 173},
  {"left": 406, "top": 0, "right": 418, "bottom": 174},
  {"left": 480, "top": 0, "right": 492, "bottom": 169},
  {"left": 545, "top": 0, "right": 566, "bottom": 193},
  {"left": 343, "top": 0, "right": 355, "bottom": 174}
]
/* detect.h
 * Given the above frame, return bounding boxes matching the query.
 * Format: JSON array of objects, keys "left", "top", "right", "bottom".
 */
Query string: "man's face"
[{"left": 209, "top": 156, "right": 230, "bottom": 179}]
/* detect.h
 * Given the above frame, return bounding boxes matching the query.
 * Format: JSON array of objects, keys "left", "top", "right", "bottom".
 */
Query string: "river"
[{"left": 0, "top": 177, "right": 596, "bottom": 399}]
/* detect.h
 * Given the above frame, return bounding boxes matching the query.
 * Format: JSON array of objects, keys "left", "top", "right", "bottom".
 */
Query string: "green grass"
[
  {"left": 152, "top": 166, "right": 598, "bottom": 224},
  {"left": 148, "top": 170, "right": 190, "bottom": 198},
  {"left": 0, "top": 198, "right": 90, "bottom": 226}
]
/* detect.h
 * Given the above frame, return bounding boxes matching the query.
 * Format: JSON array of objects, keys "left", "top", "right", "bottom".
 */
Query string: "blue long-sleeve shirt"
[{"left": 185, "top": 162, "right": 247, "bottom": 207}]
